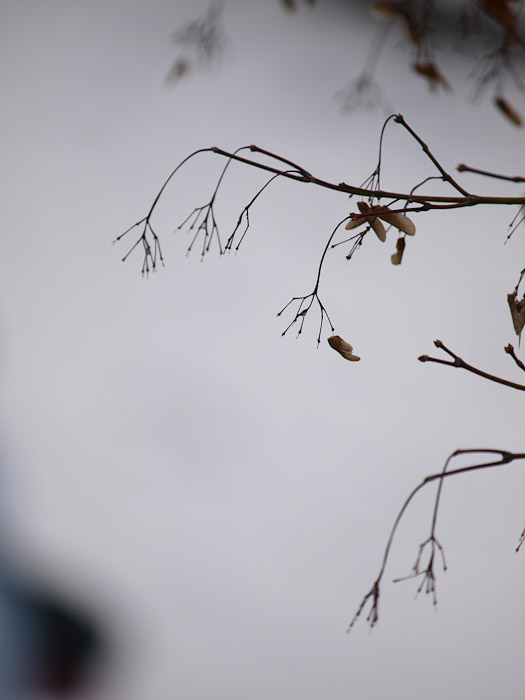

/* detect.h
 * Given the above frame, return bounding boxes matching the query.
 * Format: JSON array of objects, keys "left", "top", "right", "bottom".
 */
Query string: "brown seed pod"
[
  {"left": 508, "top": 292, "right": 525, "bottom": 341},
  {"left": 345, "top": 218, "right": 361, "bottom": 230},
  {"left": 391, "top": 236, "right": 406, "bottom": 265},
  {"left": 378, "top": 208, "right": 416, "bottom": 236},
  {"left": 327, "top": 335, "right": 361, "bottom": 361},
  {"left": 495, "top": 96, "right": 523, "bottom": 127},
  {"left": 165, "top": 57, "right": 191, "bottom": 84},
  {"left": 345, "top": 201, "right": 386, "bottom": 241},
  {"left": 370, "top": 217, "right": 387, "bottom": 242},
  {"left": 412, "top": 62, "right": 452, "bottom": 92}
]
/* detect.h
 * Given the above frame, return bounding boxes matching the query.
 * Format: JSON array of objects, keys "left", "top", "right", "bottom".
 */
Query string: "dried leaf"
[
  {"left": 377, "top": 208, "right": 416, "bottom": 235},
  {"left": 412, "top": 62, "right": 452, "bottom": 92},
  {"left": 494, "top": 96, "right": 523, "bottom": 127},
  {"left": 508, "top": 292, "right": 525, "bottom": 340},
  {"left": 391, "top": 236, "right": 406, "bottom": 265},
  {"left": 327, "top": 335, "right": 361, "bottom": 362}
]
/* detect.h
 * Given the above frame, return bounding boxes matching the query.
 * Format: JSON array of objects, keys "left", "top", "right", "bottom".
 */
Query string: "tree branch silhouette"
[
  {"left": 348, "top": 448, "right": 525, "bottom": 631},
  {"left": 419, "top": 340, "right": 525, "bottom": 392},
  {"left": 117, "top": 115, "right": 525, "bottom": 348}
]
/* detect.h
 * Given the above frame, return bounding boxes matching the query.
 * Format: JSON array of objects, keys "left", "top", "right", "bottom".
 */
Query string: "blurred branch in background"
[{"left": 166, "top": 1, "right": 525, "bottom": 125}]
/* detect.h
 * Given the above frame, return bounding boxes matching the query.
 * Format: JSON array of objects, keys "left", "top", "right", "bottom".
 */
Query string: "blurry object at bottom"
[{"left": 0, "top": 570, "right": 107, "bottom": 698}]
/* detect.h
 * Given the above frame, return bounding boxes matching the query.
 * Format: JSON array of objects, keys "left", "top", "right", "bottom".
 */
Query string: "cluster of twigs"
[
  {"left": 348, "top": 448, "right": 525, "bottom": 631},
  {"left": 116, "top": 113, "right": 525, "bottom": 347}
]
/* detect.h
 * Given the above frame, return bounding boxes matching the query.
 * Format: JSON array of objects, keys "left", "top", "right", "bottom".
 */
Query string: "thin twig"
[
  {"left": 457, "top": 163, "right": 525, "bottom": 183},
  {"left": 211, "top": 145, "right": 524, "bottom": 207},
  {"left": 419, "top": 339, "right": 525, "bottom": 392},
  {"left": 504, "top": 343, "right": 525, "bottom": 372},
  {"left": 393, "top": 114, "right": 471, "bottom": 197},
  {"left": 225, "top": 171, "right": 295, "bottom": 252},
  {"left": 277, "top": 218, "right": 347, "bottom": 344}
]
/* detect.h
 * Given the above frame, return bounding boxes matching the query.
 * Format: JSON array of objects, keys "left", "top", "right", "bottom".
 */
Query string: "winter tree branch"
[{"left": 348, "top": 448, "right": 525, "bottom": 631}]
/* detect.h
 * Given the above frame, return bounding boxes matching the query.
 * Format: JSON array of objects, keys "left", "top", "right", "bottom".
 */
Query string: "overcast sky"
[{"left": 1, "top": 1, "right": 525, "bottom": 699}]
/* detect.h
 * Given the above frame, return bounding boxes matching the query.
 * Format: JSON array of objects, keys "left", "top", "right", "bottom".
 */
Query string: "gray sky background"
[{"left": 1, "top": 1, "right": 524, "bottom": 698}]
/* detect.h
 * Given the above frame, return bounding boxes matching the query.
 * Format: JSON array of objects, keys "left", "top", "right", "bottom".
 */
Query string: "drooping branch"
[
  {"left": 117, "top": 115, "right": 525, "bottom": 343},
  {"left": 348, "top": 448, "right": 525, "bottom": 631},
  {"left": 277, "top": 218, "right": 347, "bottom": 344},
  {"left": 118, "top": 115, "right": 525, "bottom": 275},
  {"left": 419, "top": 339, "right": 525, "bottom": 392},
  {"left": 225, "top": 171, "right": 295, "bottom": 252},
  {"left": 212, "top": 142, "right": 525, "bottom": 208}
]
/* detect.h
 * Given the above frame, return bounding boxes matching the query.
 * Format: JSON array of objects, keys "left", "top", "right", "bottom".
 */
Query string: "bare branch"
[
  {"left": 212, "top": 141, "right": 525, "bottom": 208},
  {"left": 115, "top": 147, "right": 214, "bottom": 271},
  {"left": 118, "top": 117, "right": 525, "bottom": 342},
  {"left": 457, "top": 163, "right": 525, "bottom": 183},
  {"left": 393, "top": 114, "right": 471, "bottom": 196},
  {"left": 348, "top": 449, "right": 525, "bottom": 631},
  {"left": 277, "top": 218, "right": 345, "bottom": 344},
  {"left": 505, "top": 343, "right": 525, "bottom": 372},
  {"left": 225, "top": 172, "right": 292, "bottom": 253},
  {"left": 419, "top": 339, "right": 525, "bottom": 392}
]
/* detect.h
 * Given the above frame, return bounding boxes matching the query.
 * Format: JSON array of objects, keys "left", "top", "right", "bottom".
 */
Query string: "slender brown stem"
[
  {"left": 419, "top": 340, "right": 525, "bottom": 392},
  {"left": 457, "top": 163, "right": 525, "bottom": 183},
  {"left": 394, "top": 114, "right": 471, "bottom": 196},
  {"left": 211, "top": 146, "right": 524, "bottom": 207},
  {"left": 504, "top": 344, "right": 525, "bottom": 372}
]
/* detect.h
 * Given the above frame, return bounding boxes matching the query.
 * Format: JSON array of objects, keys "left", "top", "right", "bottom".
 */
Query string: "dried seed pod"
[
  {"left": 391, "top": 236, "right": 406, "bottom": 265},
  {"left": 362, "top": 203, "right": 387, "bottom": 242},
  {"left": 165, "top": 56, "right": 191, "bottom": 84},
  {"left": 378, "top": 208, "right": 416, "bottom": 235},
  {"left": 412, "top": 62, "right": 452, "bottom": 92},
  {"left": 345, "top": 201, "right": 369, "bottom": 230},
  {"left": 508, "top": 292, "right": 525, "bottom": 341},
  {"left": 345, "top": 201, "right": 386, "bottom": 241},
  {"left": 327, "top": 335, "right": 361, "bottom": 361},
  {"left": 345, "top": 217, "right": 365, "bottom": 230},
  {"left": 370, "top": 217, "right": 387, "bottom": 242},
  {"left": 495, "top": 96, "right": 523, "bottom": 127}
]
